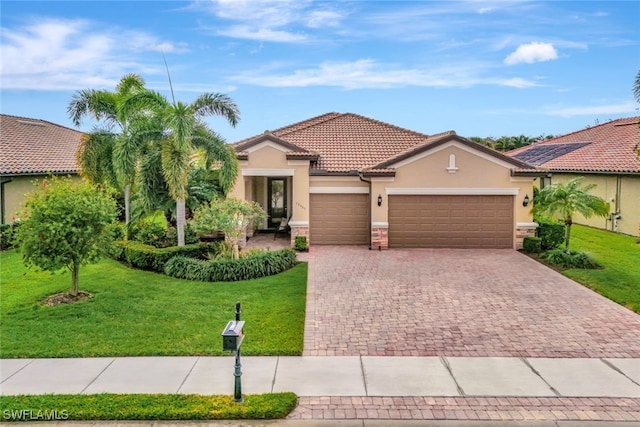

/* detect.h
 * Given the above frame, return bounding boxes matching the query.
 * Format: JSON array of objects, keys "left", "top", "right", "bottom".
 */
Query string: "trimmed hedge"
[
  {"left": 165, "top": 249, "right": 297, "bottom": 282},
  {"left": 112, "top": 240, "right": 219, "bottom": 272},
  {"left": 535, "top": 218, "right": 565, "bottom": 250},
  {"left": 522, "top": 236, "right": 542, "bottom": 253}
]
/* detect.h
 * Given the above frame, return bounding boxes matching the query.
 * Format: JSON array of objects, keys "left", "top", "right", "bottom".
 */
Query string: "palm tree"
[
  {"left": 633, "top": 69, "right": 640, "bottom": 103},
  {"left": 532, "top": 177, "right": 609, "bottom": 251},
  {"left": 124, "top": 90, "right": 240, "bottom": 246},
  {"left": 68, "top": 74, "right": 148, "bottom": 233}
]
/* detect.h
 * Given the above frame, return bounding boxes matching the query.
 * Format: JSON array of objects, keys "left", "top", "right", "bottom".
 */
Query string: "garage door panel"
[
  {"left": 389, "top": 195, "right": 513, "bottom": 248},
  {"left": 310, "top": 194, "right": 369, "bottom": 245}
]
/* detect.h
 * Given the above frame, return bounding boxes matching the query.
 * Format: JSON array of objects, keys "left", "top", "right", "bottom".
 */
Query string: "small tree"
[
  {"left": 531, "top": 177, "right": 609, "bottom": 252},
  {"left": 14, "top": 177, "right": 117, "bottom": 296},
  {"left": 191, "top": 198, "right": 266, "bottom": 259}
]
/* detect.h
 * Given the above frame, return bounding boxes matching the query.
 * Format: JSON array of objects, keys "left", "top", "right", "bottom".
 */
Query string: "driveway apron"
[{"left": 299, "top": 247, "right": 640, "bottom": 357}]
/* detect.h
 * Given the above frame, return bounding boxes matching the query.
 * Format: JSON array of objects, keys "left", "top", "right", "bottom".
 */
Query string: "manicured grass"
[
  {"left": 561, "top": 225, "right": 640, "bottom": 313},
  {"left": 0, "top": 393, "right": 298, "bottom": 421},
  {"left": 0, "top": 250, "right": 306, "bottom": 357}
]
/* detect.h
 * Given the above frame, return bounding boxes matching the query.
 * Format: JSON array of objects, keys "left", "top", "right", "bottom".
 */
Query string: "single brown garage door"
[
  {"left": 389, "top": 195, "right": 514, "bottom": 248},
  {"left": 310, "top": 194, "right": 369, "bottom": 245}
]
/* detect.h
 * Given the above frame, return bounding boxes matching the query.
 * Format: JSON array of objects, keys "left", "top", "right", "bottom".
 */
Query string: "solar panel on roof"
[{"left": 512, "top": 142, "right": 590, "bottom": 166}]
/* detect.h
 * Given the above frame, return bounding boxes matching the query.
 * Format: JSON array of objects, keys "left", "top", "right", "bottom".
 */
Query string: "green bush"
[
  {"left": 133, "top": 220, "right": 168, "bottom": 248},
  {"left": 165, "top": 249, "right": 297, "bottom": 282},
  {"left": 522, "top": 236, "right": 542, "bottom": 253},
  {"left": 166, "top": 224, "right": 199, "bottom": 246},
  {"left": 535, "top": 218, "right": 565, "bottom": 250},
  {"left": 112, "top": 241, "right": 219, "bottom": 272},
  {"left": 0, "top": 222, "right": 18, "bottom": 251},
  {"left": 294, "top": 236, "right": 308, "bottom": 252},
  {"left": 541, "top": 249, "right": 601, "bottom": 269}
]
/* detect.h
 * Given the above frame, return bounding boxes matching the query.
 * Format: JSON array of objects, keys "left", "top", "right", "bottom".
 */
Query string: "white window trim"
[
  {"left": 310, "top": 186, "right": 370, "bottom": 194},
  {"left": 241, "top": 169, "right": 295, "bottom": 177},
  {"left": 386, "top": 187, "right": 520, "bottom": 195}
]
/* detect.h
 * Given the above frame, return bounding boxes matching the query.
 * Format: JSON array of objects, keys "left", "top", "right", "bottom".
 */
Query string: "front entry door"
[{"left": 267, "top": 177, "right": 287, "bottom": 229}]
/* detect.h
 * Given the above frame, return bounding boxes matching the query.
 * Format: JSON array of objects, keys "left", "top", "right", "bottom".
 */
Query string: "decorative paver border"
[{"left": 289, "top": 396, "right": 640, "bottom": 422}]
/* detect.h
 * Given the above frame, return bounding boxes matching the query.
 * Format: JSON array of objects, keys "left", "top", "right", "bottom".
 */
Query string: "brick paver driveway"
[{"left": 299, "top": 247, "right": 640, "bottom": 358}]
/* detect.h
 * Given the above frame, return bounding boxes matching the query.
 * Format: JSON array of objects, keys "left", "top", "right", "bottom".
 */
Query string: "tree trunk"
[
  {"left": 176, "top": 198, "right": 186, "bottom": 246},
  {"left": 565, "top": 217, "right": 572, "bottom": 252},
  {"left": 124, "top": 184, "right": 131, "bottom": 240},
  {"left": 70, "top": 263, "right": 79, "bottom": 296}
]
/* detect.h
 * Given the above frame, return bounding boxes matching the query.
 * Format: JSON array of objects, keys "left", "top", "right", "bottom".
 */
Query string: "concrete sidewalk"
[{"left": 2, "top": 356, "right": 639, "bottom": 397}]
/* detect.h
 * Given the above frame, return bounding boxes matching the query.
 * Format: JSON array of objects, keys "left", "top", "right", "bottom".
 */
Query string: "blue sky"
[{"left": 1, "top": 0, "right": 639, "bottom": 143}]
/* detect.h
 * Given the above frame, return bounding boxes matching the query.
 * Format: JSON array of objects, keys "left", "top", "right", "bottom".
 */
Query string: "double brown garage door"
[
  {"left": 389, "top": 195, "right": 514, "bottom": 248},
  {"left": 309, "top": 194, "right": 369, "bottom": 245}
]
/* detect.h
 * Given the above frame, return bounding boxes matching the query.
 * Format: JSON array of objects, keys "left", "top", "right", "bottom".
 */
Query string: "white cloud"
[
  {"left": 0, "top": 18, "right": 186, "bottom": 90},
  {"left": 218, "top": 25, "right": 308, "bottom": 43},
  {"left": 504, "top": 42, "right": 558, "bottom": 65},
  {"left": 204, "top": 0, "right": 346, "bottom": 42},
  {"left": 231, "top": 59, "right": 536, "bottom": 90},
  {"left": 545, "top": 101, "right": 637, "bottom": 117}
]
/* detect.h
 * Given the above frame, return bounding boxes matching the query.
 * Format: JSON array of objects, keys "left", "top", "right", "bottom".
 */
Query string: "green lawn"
[
  {"left": 562, "top": 225, "right": 640, "bottom": 313},
  {"left": 0, "top": 250, "right": 306, "bottom": 358}
]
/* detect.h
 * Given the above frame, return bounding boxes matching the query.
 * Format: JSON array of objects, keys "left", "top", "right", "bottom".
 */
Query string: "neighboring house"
[
  {"left": 230, "top": 112, "right": 540, "bottom": 250},
  {"left": 0, "top": 114, "right": 84, "bottom": 224},
  {"left": 507, "top": 117, "right": 640, "bottom": 237}
]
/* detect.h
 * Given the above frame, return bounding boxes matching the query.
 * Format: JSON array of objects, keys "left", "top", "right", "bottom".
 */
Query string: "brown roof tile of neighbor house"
[
  {"left": 507, "top": 116, "right": 640, "bottom": 174},
  {"left": 1, "top": 114, "right": 84, "bottom": 175},
  {"left": 234, "top": 112, "right": 438, "bottom": 173}
]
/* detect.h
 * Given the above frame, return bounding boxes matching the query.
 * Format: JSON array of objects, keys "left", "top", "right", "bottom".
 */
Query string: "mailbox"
[{"left": 222, "top": 320, "right": 245, "bottom": 351}]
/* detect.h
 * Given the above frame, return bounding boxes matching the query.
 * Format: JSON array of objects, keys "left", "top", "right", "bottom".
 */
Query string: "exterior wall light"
[
  {"left": 523, "top": 194, "right": 530, "bottom": 207},
  {"left": 377, "top": 194, "right": 383, "bottom": 207}
]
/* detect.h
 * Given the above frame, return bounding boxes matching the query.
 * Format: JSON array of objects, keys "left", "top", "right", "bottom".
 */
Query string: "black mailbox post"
[{"left": 221, "top": 302, "right": 244, "bottom": 402}]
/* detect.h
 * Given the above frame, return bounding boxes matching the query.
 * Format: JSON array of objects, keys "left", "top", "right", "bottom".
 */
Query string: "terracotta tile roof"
[
  {"left": 234, "top": 113, "right": 442, "bottom": 173},
  {"left": 507, "top": 117, "right": 640, "bottom": 174},
  {"left": 1, "top": 114, "right": 84, "bottom": 175}
]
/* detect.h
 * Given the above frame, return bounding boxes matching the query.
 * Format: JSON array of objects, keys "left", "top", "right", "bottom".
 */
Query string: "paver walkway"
[{"left": 299, "top": 247, "right": 640, "bottom": 358}]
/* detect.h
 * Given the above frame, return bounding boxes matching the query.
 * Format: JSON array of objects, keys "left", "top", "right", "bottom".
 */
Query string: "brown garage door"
[
  {"left": 389, "top": 195, "right": 514, "bottom": 248},
  {"left": 310, "top": 194, "right": 369, "bottom": 245}
]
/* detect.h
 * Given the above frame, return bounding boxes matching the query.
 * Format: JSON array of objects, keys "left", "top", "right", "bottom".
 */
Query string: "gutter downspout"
[
  {"left": 358, "top": 172, "right": 374, "bottom": 250},
  {"left": 1, "top": 177, "right": 13, "bottom": 225}
]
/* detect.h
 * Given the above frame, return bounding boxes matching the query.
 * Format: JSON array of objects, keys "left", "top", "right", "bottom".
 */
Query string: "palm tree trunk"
[
  {"left": 70, "top": 263, "right": 79, "bottom": 296},
  {"left": 176, "top": 198, "right": 186, "bottom": 246},
  {"left": 124, "top": 184, "right": 131, "bottom": 239},
  {"left": 565, "top": 218, "right": 572, "bottom": 252}
]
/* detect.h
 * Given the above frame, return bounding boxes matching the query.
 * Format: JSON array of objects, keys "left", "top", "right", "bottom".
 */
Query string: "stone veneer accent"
[
  {"left": 515, "top": 222, "right": 538, "bottom": 250},
  {"left": 371, "top": 226, "right": 389, "bottom": 250},
  {"left": 290, "top": 225, "right": 310, "bottom": 248}
]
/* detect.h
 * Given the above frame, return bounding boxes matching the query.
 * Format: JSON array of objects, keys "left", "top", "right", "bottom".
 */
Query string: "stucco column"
[
  {"left": 370, "top": 179, "right": 390, "bottom": 250},
  {"left": 289, "top": 163, "right": 310, "bottom": 247}
]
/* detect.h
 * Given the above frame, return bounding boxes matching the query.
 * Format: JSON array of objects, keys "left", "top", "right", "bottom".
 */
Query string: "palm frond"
[{"left": 192, "top": 93, "right": 240, "bottom": 127}]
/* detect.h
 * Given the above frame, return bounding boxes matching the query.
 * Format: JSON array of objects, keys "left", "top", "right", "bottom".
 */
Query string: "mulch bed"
[{"left": 43, "top": 291, "right": 92, "bottom": 306}]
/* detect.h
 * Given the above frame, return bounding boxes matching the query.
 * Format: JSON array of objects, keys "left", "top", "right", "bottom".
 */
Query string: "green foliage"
[
  {"left": 294, "top": 236, "right": 308, "bottom": 252},
  {"left": 112, "top": 240, "right": 216, "bottom": 272},
  {"left": 0, "top": 393, "right": 298, "bottom": 421},
  {"left": 541, "top": 249, "right": 601, "bottom": 269},
  {"left": 192, "top": 197, "right": 267, "bottom": 259},
  {"left": 535, "top": 217, "right": 565, "bottom": 250},
  {"left": 13, "top": 177, "right": 117, "bottom": 295},
  {"left": 165, "top": 249, "right": 297, "bottom": 282},
  {"left": 522, "top": 236, "right": 542, "bottom": 253},
  {"left": 1, "top": 250, "right": 307, "bottom": 357},
  {"left": 0, "top": 222, "right": 18, "bottom": 251},
  {"left": 532, "top": 177, "right": 610, "bottom": 251}
]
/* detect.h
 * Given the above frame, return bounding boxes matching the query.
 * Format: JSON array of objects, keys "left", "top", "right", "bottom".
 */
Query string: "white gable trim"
[
  {"left": 389, "top": 140, "right": 516, "bottom": 170},
  {"left": 386, "top": 188, "right": 520, "bottom": 196},
  {"left": 245, "top": 140, "right": 291, "bottom": 154},
  {"left": 241, "top": 169, "right": 295, "bottom": 177},
  {"left": 310, "top": 186, "right": 369, "bottom": 194}
]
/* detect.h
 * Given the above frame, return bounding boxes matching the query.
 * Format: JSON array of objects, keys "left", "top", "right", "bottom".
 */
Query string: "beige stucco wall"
[
  {"left": 229, "top": 142, "right": 310, "bottom": 224},
  {"left": 2, "top": 174, "right": 82, "bottom": 223},
  {"left": 370, "top": 143, "right": 535, "bottom": 226},
  {"left": 549, "top": 173, "right": 640, "bottom": 237}
]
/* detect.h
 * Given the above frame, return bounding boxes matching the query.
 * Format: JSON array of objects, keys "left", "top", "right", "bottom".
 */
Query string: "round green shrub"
[{"left": 541, "top": 249, "right": 601, "bottom": 269}]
